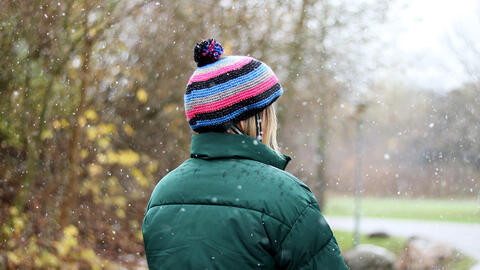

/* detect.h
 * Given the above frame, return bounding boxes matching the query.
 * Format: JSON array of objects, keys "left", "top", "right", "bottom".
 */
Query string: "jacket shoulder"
[
  {"left": 146, "top": 158, "right": 319, "bottom": 227},
  {"left": 236, "top": 159, "right": 321, "bottom": 226},
  {"left": 145, "top": 159, "right": 193, "bottom": 209}
]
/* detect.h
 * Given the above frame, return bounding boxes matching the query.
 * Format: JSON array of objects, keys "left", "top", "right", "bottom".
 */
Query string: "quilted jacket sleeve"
[{"left": 275, "top": 202, "right": 349, "bottom": 270}]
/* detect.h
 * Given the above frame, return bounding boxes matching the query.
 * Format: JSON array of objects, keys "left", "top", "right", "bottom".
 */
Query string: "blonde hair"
[{"left": 238, "top": 105, "right": 282, "bottom": 155}]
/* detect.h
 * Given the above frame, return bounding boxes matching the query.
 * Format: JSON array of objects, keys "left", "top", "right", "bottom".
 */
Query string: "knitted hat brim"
[{"left": 190, "top": 86, "right": 282, "bottom": 133}]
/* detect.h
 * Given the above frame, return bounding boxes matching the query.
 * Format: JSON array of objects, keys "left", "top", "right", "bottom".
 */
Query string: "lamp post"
[{"left": 354, "top": 103, "right": 367, "bottom": 247}]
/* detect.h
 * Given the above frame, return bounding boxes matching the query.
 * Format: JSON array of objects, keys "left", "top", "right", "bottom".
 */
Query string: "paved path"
[{"left": 326, "top": 216, "right": 480, "bottom": 270}]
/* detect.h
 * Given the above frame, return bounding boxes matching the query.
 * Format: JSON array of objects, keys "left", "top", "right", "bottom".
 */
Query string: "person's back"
[
  {"left": 143, "top": 133, "right": 347, "bottom": 269},
  {"left": 142, "top": 39, "right": 348, "bottom": 270}
]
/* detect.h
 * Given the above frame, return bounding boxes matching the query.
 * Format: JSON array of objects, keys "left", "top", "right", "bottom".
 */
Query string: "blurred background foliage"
[{"left": 0, "top": 0, "right": 479, "bottom": 268}]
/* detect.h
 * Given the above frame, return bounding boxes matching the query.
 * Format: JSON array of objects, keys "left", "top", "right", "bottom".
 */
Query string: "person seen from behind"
[{"left": 142, "top": 39, "right": 349, "bottom": 270}]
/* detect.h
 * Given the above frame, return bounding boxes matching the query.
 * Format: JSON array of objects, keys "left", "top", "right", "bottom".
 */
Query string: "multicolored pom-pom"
[{"left": 194, "top": 39, "right": 224, "bottom": 67}]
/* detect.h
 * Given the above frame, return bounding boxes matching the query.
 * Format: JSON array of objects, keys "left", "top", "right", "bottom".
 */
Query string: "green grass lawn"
[
  {"left": 334, "top": 230, "right": 477, "bottom": 270},
  {"left": 324, "top": 196, "right": 480, "bottom": 223},
  {"left": 333, "top": 230, "right": 405, "bottom": 255}
]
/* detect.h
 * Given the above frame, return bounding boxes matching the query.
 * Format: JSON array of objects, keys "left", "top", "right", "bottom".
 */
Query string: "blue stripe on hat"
[
  {"left": 185, "top": 63, "right": 269, "bottom": 103},
  {"left": 190, "top": 87, "right": 283, "bottom": 129}
]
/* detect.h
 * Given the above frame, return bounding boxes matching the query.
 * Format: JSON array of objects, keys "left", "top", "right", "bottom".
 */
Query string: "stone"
[
  {"left": 344, "top": 244, "right": 396, "bottom": 270},
  {"left": 367, "top": 231, "right": 391, "bottom": 239},
  {"left": 396, "top": 236, "right": 456, "bottom": 270}
]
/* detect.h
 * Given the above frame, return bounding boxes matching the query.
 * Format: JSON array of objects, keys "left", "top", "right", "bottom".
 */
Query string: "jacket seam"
[
  {"left": 278, "top": 202, "right": 313, "bottom": 246},
  {"left": 148, "top": 202, "right": 291, "bottom": 228},
  {"left": 275, "top": 169, "right": 315, "bottom": 199},
  {"left": 297, "top": 234, "right": 335, "bottom": 269},
  {"left": 191, "top": 155, "right": 285, "bottom": 170},
  {"left": 261, "top": 213, "right": 277, "bottom": 258}
]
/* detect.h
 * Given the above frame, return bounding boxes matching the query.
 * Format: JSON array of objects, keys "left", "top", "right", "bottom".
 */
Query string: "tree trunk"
[{"left": 60, "top": 36, "right": 92, "bottom": 227}]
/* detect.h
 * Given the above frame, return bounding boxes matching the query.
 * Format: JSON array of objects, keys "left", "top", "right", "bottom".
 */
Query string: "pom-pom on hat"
[{"left": 185, "top": 39, "right": 283, "bottom": 132}]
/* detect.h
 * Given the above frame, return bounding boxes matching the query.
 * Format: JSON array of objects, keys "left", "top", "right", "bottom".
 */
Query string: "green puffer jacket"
[{"left": 142, "top": 132, "right": 348, "bottom": 270}]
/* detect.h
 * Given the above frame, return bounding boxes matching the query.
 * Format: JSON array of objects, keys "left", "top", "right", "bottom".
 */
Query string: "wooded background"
[{"left": 1, "top": 0, "right": 479, "bottom": 268}]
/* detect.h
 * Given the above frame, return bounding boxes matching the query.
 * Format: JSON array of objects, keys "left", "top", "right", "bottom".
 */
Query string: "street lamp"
[{"left": 353, "top": 102, "right": 367, "bottom": 247}]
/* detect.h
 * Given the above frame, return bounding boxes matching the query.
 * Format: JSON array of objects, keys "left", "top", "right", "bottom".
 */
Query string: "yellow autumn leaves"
[
  {"left": 5, "top": 215, "right": 104, "bottom": 269},
  {"left": 43, "top": 86, "right": 146, "bottom": 142},
  {"left": 136, "top": 88, "right": 148, "bottom": 103}
]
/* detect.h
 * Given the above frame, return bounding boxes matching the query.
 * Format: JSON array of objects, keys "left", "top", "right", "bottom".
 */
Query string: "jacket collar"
[{"left": 190, "top": 132, "right": 291, "bottom": 170}]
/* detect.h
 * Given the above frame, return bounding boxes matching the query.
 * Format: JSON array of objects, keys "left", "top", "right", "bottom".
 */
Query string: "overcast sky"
[{"left": 375, "top": 0, "right": 479, "bottom": 91}]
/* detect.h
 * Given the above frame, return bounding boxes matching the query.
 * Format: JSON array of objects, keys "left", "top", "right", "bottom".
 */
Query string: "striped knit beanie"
[{"left": 184, "top": 39, "right": 283, "bottom": 133}]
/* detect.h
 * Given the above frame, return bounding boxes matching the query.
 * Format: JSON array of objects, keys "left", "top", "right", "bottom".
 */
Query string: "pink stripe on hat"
[
  {"left": 186, "top": 75, "right": 278, "bottom": 119},
  {"left": 188, "top": 57, "right": 252, "bottom": 84}
]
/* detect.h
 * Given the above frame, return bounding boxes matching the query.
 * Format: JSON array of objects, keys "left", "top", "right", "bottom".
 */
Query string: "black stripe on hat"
[
  {"left": 188, "top": 83, "right": 281, "bottom": 125},
  {"left": 186, "top": 60, "right": 262, "bottom": 94}
]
